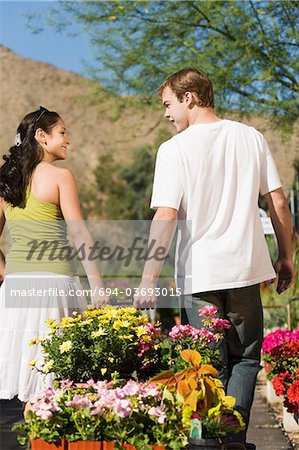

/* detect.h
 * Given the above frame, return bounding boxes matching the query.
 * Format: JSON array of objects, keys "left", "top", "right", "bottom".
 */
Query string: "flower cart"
[{"left": 14, "top": 306, "right": 245, "bottom": 449}]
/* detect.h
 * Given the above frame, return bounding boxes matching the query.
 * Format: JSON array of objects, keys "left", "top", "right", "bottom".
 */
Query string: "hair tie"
[{"left": 15, "top": 133, "right": 22, "bottom": 147}]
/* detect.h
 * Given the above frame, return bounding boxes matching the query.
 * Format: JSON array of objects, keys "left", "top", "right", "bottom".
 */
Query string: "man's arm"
[
  {"left": 264, "top": 187, "right": 295, "bottom": 294},
  {"left": 133, "top": 207, "right": 177, "bottom": 308}
]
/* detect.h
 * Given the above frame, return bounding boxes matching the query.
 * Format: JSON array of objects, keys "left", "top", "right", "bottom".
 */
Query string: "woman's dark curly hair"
[{"left": 0, "top": 107, "right": 60, "bottom": 207}]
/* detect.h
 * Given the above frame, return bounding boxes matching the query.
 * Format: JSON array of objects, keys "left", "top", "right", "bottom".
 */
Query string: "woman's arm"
[
  {"left": 0, "top": 199, "right": 6, "bottom": 281},
  {"left": 58, "top": 168, "right": 109, "bottom": 308}
]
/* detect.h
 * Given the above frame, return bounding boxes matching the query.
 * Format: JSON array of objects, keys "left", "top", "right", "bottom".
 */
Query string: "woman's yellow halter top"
[{"left": 4, "top": 189, "right": 75, "bottom": 276}]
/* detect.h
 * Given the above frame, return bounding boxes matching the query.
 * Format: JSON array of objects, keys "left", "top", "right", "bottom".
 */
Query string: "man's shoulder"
[
  {"left": 224, "top": 119, "right": 263, "bottom": 138},
  {"left": 158, "top": 134, "right": 180, "bottom": 153}
]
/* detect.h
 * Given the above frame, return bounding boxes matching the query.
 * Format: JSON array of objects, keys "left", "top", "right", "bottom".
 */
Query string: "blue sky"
[{"left": 0, "top": 1, "right": 94, "bottom": 76}]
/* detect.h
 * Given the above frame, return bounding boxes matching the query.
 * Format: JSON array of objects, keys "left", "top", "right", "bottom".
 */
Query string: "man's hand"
[
  {"left": 133, "top": 280, "right": 158, "bottom": 309},
  {"left": 264, "top": 188, "right": 294, "bottom": 294},
  {"left": 274, "top": 257, "right": 295, "bottom": 294}
]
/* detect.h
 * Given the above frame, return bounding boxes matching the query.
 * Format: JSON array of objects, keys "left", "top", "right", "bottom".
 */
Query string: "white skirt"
[{"left": 0, "top": 272, "right": 87, "bottom": 402}]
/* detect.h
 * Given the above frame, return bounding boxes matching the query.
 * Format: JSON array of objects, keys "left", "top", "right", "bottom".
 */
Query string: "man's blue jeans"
[{"left": 180, "top": 284, "right": 263, "bottom": 441}]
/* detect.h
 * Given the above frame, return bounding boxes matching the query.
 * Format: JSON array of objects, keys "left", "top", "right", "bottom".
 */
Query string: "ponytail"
[{"left": 0, "top": 107, "right": 60, "bottom": 206}]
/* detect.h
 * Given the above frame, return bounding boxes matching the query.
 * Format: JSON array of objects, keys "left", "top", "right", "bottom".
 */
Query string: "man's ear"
[
  {"left": 184, "top": 91, "right": 196, "bottom": 108},
  {"left": 35, "top": 128, "right": 47, "bottom": 145}
]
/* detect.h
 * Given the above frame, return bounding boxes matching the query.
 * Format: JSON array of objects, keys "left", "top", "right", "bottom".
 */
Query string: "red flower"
[
  {"left": 287, "top": 380, "right": 299, "bottom": 406},
  {"left": 283, "top": 342, "right": 299, "bottom": 356},
  {"left": 272, "top": 372, "right": 290, "bottom": 396}
]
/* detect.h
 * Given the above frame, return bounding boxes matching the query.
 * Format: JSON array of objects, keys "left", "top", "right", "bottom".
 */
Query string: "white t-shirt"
[{"left": 150, "top": 119, "right": 282, "bottom": 294}]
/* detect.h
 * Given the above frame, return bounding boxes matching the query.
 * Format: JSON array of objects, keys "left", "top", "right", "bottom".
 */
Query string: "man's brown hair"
[{"left": 158, "top": 67, "right": 214, "bottom": 108}]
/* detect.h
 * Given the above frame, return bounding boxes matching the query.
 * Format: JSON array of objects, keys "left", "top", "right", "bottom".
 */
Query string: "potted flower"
[
  {"left": 88, "top": 379, "right": 186, "bottom": 449},
  {"left": 264, "top": 339, "right": 299, "bottom": 380},
  {"left": 30, "top": 307, "right": 163, "bottom": 383},
  {"left": 262, "top": 328, "right": 299, "bottom": 376},
  {"left": 158, "top": 306, "right": 231, "bottom": 374},
  {"left": 272, "top": 369, "right": 299, "bottom": 416},
  {"left": 150, "top": 349, "right": 245, "bottom": 449},
  {"left": 63, "top": 380, "right": 106, "bottom": 449},
  {"left": 14, "top": 379, "right": 188, "bottom": 450},
  {"left": 12, "top": 387, "right": 68, "bottom": 450}
]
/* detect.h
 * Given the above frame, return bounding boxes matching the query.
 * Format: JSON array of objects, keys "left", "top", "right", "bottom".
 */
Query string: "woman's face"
[{"left": 43, "top": 119, "right": 70, "bottom": 161}]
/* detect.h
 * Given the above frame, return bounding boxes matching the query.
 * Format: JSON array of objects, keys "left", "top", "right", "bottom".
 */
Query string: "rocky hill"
[{"left": 0, "top": 45, "right": 298, "bottom": 212}]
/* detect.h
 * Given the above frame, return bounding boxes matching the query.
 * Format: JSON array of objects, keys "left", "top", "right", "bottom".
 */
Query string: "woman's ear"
[{"left": 35, "top": 128, "right": 47, "bottom": 146}]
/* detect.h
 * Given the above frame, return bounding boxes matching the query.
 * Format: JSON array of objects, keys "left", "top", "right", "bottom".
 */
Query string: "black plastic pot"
[{"left": 188, "top": 437, "right": 222, "bottom": 449}]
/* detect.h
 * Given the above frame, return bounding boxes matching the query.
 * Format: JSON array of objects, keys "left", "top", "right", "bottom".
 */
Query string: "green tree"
[
  {"left": 94, "top": 145, "right": 155, "bottom": 219},
  {"left": 37, "top": 0, "right": 298, "bottom": 131}
]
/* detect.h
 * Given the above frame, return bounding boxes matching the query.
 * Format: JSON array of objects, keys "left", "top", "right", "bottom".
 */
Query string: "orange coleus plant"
[
  {"left": 151, "top": 349, "right": 245, "bottom": 438},
  {"left": 151, "top": 349, "right": 228, "bottom": 413}
]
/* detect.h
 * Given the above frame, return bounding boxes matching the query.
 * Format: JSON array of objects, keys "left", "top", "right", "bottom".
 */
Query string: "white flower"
[{"left": 14, "top": 133, "right": 21, "bottom": 146}]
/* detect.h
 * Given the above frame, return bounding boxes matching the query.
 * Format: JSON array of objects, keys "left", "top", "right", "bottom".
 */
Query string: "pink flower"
[
  {"left": 114, "top": 398, "right": 132, "bottom": 418},
  {"left": 210, "top": 318, "right": 231, "bottom": 333},
  {"left": 262, "top": 329, "right": 297, "bottom": 355},
  {"left": 37, "top": 409, "right": 53, "bottom": 420},
  {"left": 121, "top": 380, "right": 140, "bottom": 396},
  {"left": 169, "top": 324, "right": 200, "bottom": 341},
  {"left": 138, "top": 383, "right": 160, "bottom": 398},
  {"left": 148, "top": 405, "right": 167, "bottom": 423},
  {"left": 33, "top": 399, "right": 60, "bottom": 420},
  {"left": 66, "top": 395, "right": 92, "bottom": 409},
  {"left": 59, "top": 379, "right": 73, "bottom": 390},
  {"left": 197, "top": 329, "right": 216, "bottom": 344},
  {"left": 198, "top": 306, "right": 218, "bottom": 317}
]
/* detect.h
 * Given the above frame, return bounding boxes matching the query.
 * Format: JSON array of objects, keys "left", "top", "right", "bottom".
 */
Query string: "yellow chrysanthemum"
[
  {"left": 108, "top": 357, "right": 115, "bottom": 363},
  {"left": 134, "top": 325, "right": 147, "bottom": 337},
  {"left": 135, "top": 315, "right": 148, "bottom": 325},
  {"left": 61, "top": 317, "right": 77, "bottom": 328},
  {"left": 122, "top": 334, "right": 133, "bottom": 340},
  {"left": 42, "top": 360, "right": 54, "bottom": 373},
  {"left": 102, "top": 309, "right": 118, "bottom": 320},
  {"left": 78, "top": 319, "right": 92, "bottom": 327},
  {"left": 45, "top": 318, "right": 56, "bottom": 326},
  {"left": 28, "top": 358, "right": 38, "bottom": 367},
  {"left": 91, "top": 328, "right": 107, "bottom": 338},
  {"left": 29, "top": 337, "right": 39, "bottom": 347},
  {"left": 120, "top": 307, "right": 137, "bottom": 315},
  {"left": 112, "top": 320, "right": 123, "bottom": 331},
  {"left": 101, "top": 368, "right": 107, "bottom": 375},
  {"left": 59, "top": 340, "right": 72, "bottom": 353}
]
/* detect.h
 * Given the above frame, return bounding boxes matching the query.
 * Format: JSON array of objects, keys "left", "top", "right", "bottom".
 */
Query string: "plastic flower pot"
[
  {"left": 30, "top": 438, "right": 67, "bottom": 449},
  {"left": 122, "top": 445, "right": 136, "bottom": 450},
  {"left": 68, "top": 442, "right": 101, "bottom": 450},
  {"left": 102, "top": 442, "right": 115, "bottom": 450},
  {"left": 188, "top": 437, "right": 221, "bottom": 449},
  {"left": 150, "top": 446, "right": 165, "bottom": 450}
]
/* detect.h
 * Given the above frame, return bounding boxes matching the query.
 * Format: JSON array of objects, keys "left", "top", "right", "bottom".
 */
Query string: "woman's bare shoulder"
[
  {"left": 31, "top": 163, "right": 75, "bottom": 203},
  {"left": 33, "top": 163, "right": 74, "bottom": 185}
]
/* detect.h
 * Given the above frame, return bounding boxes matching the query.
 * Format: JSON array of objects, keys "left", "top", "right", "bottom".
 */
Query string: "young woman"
[{"left": 0, "top": 106, "right": 108, "bottom": 410}]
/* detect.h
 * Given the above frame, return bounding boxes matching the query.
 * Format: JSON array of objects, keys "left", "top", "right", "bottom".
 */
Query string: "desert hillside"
[{"left": 0, "top": 45, "right": 298, "bottom": 200}]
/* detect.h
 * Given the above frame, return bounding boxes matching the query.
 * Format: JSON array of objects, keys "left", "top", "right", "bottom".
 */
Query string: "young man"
[{"left": 134, "top": 67, "right": 295, "bottom": 448}]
